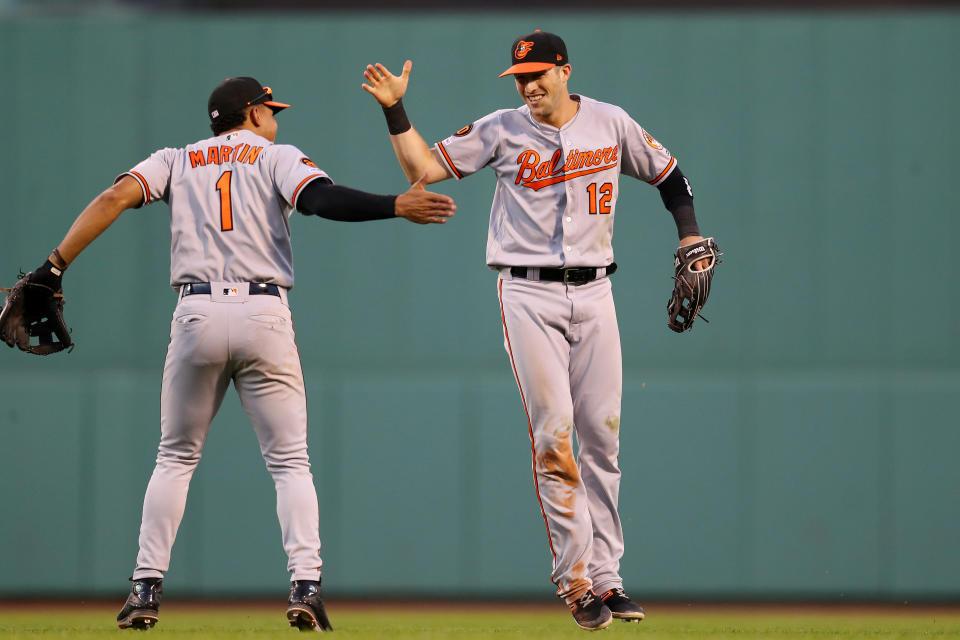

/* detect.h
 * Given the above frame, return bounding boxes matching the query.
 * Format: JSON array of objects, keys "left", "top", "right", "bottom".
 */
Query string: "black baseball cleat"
[
  {"left": 600, "top": 587, "right": 646, "bottom": 621},
  {"left": 286, "top": 579, "right": 333, "bottom": 632},
  {"left": 117, "top": 577, "right": 162, "bottom": 630},
  {"left": 568, "top": 589, "right": 612, "bottom": 631}
]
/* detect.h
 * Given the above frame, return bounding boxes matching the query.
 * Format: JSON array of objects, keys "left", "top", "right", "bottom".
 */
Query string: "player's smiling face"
[{"left": 514, "top": 65, "right": 572, "bottom": 125}]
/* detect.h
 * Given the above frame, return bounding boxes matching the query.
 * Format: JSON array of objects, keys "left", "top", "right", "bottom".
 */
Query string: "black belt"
[
  {"left": 510, "top": 262, "right": 617, "bottom": 285},
  {"left": 182, "top": 282, "right": 281, "bottom": 297}
]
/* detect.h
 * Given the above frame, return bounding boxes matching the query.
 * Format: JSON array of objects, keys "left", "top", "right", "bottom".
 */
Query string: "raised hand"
[
  {"left": 394, "top": 173, "right": 456, "bottom": 224},
  {"left": 362, "top": 60, "right": 412, "bottom": 108}
]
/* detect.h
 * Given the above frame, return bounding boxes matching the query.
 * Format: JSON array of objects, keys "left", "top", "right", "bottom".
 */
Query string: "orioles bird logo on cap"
[{"left": 515, "top": 40, "right": 535, "bottom": 59}]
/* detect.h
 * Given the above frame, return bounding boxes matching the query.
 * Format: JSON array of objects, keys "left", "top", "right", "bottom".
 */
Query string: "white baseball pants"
[
  {"left": 498, "top": 273, "right": 625, "bottom": 604},
  {"left": 131, "top": 286, "right": 322, "bottom": 582}
]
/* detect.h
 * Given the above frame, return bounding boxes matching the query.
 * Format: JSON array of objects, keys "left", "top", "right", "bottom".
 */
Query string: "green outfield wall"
[{"left": 1, "top": 10, "right": 958, "bottom": 600}]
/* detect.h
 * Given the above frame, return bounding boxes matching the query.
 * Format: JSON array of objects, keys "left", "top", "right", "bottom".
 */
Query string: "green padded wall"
[{"left": 1, "top": 9, "right": 958, "bottom": 599}]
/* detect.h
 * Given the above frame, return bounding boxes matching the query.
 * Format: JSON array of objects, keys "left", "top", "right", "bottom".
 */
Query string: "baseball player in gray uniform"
[
  {"left": 19, "top": 76, "right": 454, "bottom": 632},
  {"left": 362, "top": 32, "right": 710, "bottom": 630}
]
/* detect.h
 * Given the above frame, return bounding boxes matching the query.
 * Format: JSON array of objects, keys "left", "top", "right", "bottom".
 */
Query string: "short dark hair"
[{"left": 210, "top": 107, "right": 250, "bottom": 136}]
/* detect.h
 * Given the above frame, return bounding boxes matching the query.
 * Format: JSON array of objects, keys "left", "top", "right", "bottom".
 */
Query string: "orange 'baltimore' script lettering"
[
  {"left": 515, "top": 146, "right": 619, "bottom": 191},
  {"left": 190, "top": 144, "right": 264, "bottom": 169}
]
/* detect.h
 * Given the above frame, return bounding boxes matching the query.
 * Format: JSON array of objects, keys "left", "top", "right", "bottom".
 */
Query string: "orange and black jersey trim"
[
  {"left": 125, "top": 171, "right": 152, "bottom": 207},
  {"left": 436, "top": 141, "right": 463, "bottom": 179},
  {"left": 646, "top": 156, "right": 676, "bottom": 186}
]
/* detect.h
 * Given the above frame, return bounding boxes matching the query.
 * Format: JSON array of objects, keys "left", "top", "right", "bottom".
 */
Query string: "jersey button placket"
[{"left": 560, "top": 135, "right": 575, "bottom": 264}]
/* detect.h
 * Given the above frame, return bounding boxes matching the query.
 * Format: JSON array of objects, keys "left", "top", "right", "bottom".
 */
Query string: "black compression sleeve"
[
  {"left": 669, "top": 204, "right": 699, "bottom": 240},
  {"left": 296, "top": 178, "right": 397, "bottom": 222},
  {"left": 657, "top": 165, "right": 701, "bottom": 239}
]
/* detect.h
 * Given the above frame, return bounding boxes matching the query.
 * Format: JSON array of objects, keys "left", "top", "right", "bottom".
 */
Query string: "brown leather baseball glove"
[
  {"left": 667, "top": 237, "right": 721, "bottom": 333},
  {"left": 0, "top": 262, "right": 73, "bottom": 355}
]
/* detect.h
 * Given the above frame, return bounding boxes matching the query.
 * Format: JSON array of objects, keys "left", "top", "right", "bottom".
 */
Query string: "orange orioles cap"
[
  {"left": 498, "top": 30, "right": 569, "bottom": 78},
  {"left": 208, "top": 76, "right": 291, "bottom": 123}
]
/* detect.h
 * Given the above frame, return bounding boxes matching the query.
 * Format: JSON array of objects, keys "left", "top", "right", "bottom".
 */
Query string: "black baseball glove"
[
  {"left": 0, "top": 261, "right": 73, "bottom": 355},
  {"left": 667, "top": 237, "right": 721, "bottom": 333}
]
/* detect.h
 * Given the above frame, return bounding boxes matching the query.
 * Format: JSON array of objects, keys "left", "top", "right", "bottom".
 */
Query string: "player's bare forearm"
[
  {"left": 53, "top": 176, "right": 143, "bottom": 267},
  {"left": 389, "top": 129, "right": 451, "bottom": 184}
]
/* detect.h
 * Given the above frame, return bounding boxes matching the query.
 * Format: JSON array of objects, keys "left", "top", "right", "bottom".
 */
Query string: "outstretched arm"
[
  {"left": 297, "top": 173, "right": 455, "bottom": 224},
  {"left": 1, "top": 175, "right": 146, "bottom": 354},
  {"left": 362, "top": 60, "right": 452, "bottom": 185},
  {"left": 0, "top": 176, "right": 143, "bottom": 320},
  {"left": 48, "top": 175, "right": 145, "bottom": 270}
]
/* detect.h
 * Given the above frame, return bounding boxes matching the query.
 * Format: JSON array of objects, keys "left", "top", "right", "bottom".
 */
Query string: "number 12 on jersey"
[
  {"left": 217, "top": 171, "right": 234, "bottom": 231},
  {"left": 586, "top": 182, "right": 612, "bottom": 215}
]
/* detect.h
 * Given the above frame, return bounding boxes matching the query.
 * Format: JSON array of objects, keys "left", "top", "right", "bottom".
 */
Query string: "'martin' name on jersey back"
[{"left": 189, "top": 143, "right": 264, "bottom": 168}]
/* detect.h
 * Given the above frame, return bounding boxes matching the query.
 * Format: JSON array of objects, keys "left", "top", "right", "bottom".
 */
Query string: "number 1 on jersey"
[
  {"left": 216, "top": 171, "right": 233, "bottom": 231},
  {"left": 586, "top": 182, "right": 612, "bottom": 215}
]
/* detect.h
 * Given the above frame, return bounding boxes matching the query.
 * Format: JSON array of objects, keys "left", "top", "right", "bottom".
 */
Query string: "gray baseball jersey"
[
  {"left": 433, "top": 95, "right": 675, "bottom": 604},
  {"left": 122, "top": 129, "right": 328, "bottom": 584},
  {"left": 435, "top": 95, "right": 675, "bottom": 268},
  {"left": 121, "top": 129, "right": 329, "bottom": 289}
]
